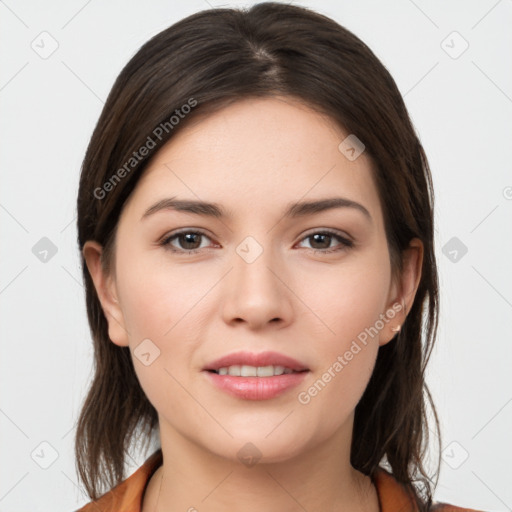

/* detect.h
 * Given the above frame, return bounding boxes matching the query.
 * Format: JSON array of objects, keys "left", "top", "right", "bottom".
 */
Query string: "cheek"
[
  {"left": 297, "top": 344, "right": 377, "bottom": 441},
  {"left": 295, "top": 249, "right": 390, "bottom": 416},
  {"left": 117, "top": 271, "right": 195, "bottom": 420},
  {"left": 116, "top": 250, "right": 201, "bottom": 339},
  {"left": 305, "top": 249, "right": 392, "bottom": 343},
  {"left": 296, "top": 283, "right": 384, "bottom": 435},
  {"left": 115, "top": 253, "right": 208, "bottom": 407}
]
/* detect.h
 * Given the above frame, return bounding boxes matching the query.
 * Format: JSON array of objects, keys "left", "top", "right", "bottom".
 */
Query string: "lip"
[
  {"left": 202, "top": 350, "right": 309, "bottom": 372},
  {"left": 204, "top": 371, "right": 309, "bottom": 400},
  {"left": 202, "top": 350, "right": 310, "bottom": 401}
]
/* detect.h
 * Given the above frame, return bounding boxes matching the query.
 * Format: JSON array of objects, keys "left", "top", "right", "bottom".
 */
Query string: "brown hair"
[{"left": 75, "top": 2, "right": 441, "bottom": 508}]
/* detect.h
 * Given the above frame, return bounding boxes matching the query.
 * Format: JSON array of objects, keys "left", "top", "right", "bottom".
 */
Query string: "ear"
[
  {"left": 82, "top": 240, "right": 129, "bottom": 347},
  {"left": 379, "top": 238, "right": 424, "bottom": 347}
]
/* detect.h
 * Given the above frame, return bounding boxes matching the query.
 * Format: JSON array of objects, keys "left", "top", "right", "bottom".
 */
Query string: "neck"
[{"left": 142, "top": 422, "right": 379, "bottom": 512}]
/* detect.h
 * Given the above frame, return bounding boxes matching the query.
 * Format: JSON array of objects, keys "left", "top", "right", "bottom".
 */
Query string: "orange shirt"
[{"left": 76, "top": 449, "right": 484, "bottom": 512}]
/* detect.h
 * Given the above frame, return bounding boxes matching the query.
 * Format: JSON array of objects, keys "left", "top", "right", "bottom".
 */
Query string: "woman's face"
[{"left": 84, "top": 96, "right": 421, "bottom": 465}]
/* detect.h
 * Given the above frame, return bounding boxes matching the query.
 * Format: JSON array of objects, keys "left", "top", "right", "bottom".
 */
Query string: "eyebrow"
[{"left": 141, "top": 196, "right": 372, "bottom": 222}]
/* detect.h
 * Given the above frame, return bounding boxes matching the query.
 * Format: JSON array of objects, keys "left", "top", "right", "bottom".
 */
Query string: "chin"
[{"left": 198, "top": 428, "right": 311, "bottom": 466}]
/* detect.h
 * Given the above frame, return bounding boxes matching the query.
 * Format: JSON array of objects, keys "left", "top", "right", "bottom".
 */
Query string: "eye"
[
  {"left": 160, "top": 229, "right": 214, "bottom": 254},
  {"left": 159, "top": 228, "right": 354, "bottom": 255},
  {"left": 296, "top": 230, "right": 354, "bottom": 254}
]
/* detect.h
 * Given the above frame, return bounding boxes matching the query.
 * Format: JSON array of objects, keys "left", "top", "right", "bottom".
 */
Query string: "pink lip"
[
  {"left": 204, "top": 371, "right": 309, "bottom": 400},
  {"left": 203, "top": 350, "right": 309, "bottom": 372},
  {"left": 202, "top": 350, "right": 309, "bottom": 401}
]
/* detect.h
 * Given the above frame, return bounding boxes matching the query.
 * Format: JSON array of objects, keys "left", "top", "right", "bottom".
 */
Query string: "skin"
[{"left": 83, "top": 96, "right": 423, "bottom": 511}]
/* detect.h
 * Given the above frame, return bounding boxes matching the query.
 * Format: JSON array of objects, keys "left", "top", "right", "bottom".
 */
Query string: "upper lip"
[{"left": 203, "top": 351, "right": 309, "bottom": 372}]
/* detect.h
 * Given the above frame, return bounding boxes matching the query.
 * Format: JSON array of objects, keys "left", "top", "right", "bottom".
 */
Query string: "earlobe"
[
  {"left": 82, "top": 240, "right": 129, "bottom": 347},
  {"left": 379, "top": 238, "right": 423, "bottom": 347}
]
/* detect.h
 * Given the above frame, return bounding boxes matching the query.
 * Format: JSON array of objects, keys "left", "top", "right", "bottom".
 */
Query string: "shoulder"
[
  {"left": 372, "top": 466, "right": 486, "bottom": 512},
  {"left": 75, "top": 449, "right": 163, "bottom": 512}
]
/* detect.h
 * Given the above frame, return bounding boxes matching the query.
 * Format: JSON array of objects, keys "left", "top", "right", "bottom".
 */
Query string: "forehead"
[{"left": 120, "top": 96, "right": 384, "bottom": 227}]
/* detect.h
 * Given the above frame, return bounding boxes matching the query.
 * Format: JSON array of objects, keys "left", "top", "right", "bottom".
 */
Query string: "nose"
[{"left": 221, "top": 239, "right": 294, "bottom": 330}]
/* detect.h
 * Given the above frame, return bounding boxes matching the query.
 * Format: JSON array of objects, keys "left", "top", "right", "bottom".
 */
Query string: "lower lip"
[{"left": 203, "top": 370, "right": 309, "bottom": 400}]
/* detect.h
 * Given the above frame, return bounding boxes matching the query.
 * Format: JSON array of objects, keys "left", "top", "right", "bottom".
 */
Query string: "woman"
[{"left": 74, "top": 3, "right": 484, "bottom": 511}]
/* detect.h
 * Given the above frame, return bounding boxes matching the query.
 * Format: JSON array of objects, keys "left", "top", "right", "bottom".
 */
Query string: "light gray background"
[{"left": 1, "top": 0, "right": 511, "bottom": 510}]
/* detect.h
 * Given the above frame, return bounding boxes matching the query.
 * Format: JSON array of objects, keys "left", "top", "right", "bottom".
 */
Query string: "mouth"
[
  {"left": 203, "top": 350, "right": 309, "bottom": 374},
  {"left": 201, "top": 351, "right": 310, "bottom": 400},
  {"left": 203, "top": 366, "right": 310, "bottom": 400},
  {"left": 205, "top": 365, "right": 309, "bottom": 377}
]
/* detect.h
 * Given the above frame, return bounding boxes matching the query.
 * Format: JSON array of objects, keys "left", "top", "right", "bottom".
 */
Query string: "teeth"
[{"left": 216, "top": 365, "right": 295, "bottom": 376}]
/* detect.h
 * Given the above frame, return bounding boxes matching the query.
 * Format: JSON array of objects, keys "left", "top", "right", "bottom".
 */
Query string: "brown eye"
[
  {"left": 161, "top": 230, "right": 212, "bottom": 254},
  {"left": 159, "top": 228, "right": 353, "bottom": 256},
  {"left": 298, "top": 230, "right": 353, "bottom": 254}
]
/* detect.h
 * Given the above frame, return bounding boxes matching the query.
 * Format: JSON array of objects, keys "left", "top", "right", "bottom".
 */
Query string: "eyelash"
[{"left": 159, "top": 229, "right": 354, "bottom": 256}]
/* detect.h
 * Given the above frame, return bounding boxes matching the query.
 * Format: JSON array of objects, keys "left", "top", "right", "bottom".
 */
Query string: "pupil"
[
  {"left": 182, "top": 233, "right": 200, "bottom": 249},
  {"left": 312, "top": 233, "right": 330, "bottom": 249}
]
